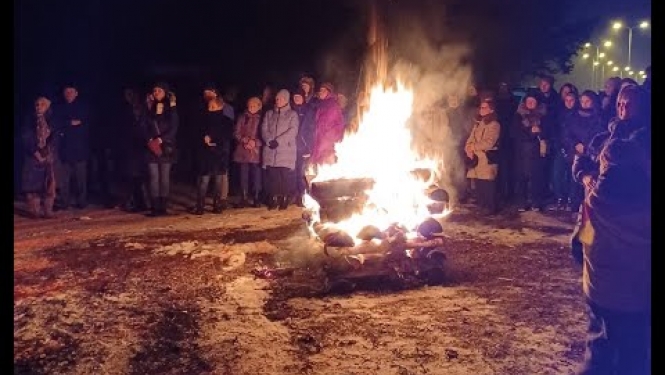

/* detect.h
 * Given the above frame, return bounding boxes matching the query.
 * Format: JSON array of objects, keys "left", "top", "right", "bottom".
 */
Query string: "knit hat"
[
  {"left": 523, "top": 89, "right": 539, "bottom": 103},
  {"left": 320, "top": 82, "right": 334, "bottom": 93},
  {"left": 276, "top": 89, "right": 290, "bottom": 103},
  {"left": 299, "top": 76, "right": 315, "bottom": 89},
  {"left": 202, "top": 83, "right": 219, "bottom": 96}
]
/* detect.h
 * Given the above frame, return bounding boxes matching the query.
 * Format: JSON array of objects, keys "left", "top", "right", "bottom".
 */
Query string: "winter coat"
[
  {"left": 511, "top": 103, "right": 550, "bottom": 159},
  {"left": 261, "top": 104, "right": 299, "bottom": 170},
  {"left": 21, "top": 113, "right": 57, "bottom": 193},
  {"left": 581, "top": 118, "right": 650, "bottom": 312},
  {"left": 561, "top": 109, "right": 604, "bottom": 162},
  {"left": 198, "top": 109, "right": 234, "bottom": 174},
  {"left": 54, "top": 99, "right": 90, "bottom": 163},
  {"left": 293, "top": 101, "right": 317, "bottom": 156},
  {"left": 465, "top": 113, "right": 500, "bottom": 180},
  {"left": 311, "top": 95, "right": 345, "bottom": 165},
  {"left": 142, "top": 100, "right": 179, "bottom": 164},
  {"left": 233, "top": 111, "right": 263, "bottom": 164}
]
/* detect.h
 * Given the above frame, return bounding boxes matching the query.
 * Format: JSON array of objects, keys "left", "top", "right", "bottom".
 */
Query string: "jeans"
[
  {"left": 578, "top": 299, "right": 650, "bottom": 375},
  {"left": 239, "top": 163, "right": 262, "bottom": 196},
  {"left": 148, "top": 162, "right": 171, "bottom": 199},
  {"left": 551, "top": 152, "right": 571, "bottom": 201},
  {"left": 57, "top": 160, "right": 88, "bottom": 207},
  {"left": 197, "top": 174, "right": 228, "bottom": 200}
]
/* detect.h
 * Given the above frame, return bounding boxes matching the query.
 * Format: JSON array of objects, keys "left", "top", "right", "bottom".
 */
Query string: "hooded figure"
[
  {"left": 511, "top": 91, "right": 550, "bottom": 211},
  {"left": 310, "top": 82, "right": 345, "bottom": 165},
  {"left": 261, "top": 89, "right": 299, "bottom": 210}
]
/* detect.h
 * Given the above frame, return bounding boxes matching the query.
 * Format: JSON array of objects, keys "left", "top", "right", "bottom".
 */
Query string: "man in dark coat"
[{"left": 54, "top": 84, "right": 90, "bottom": 209}]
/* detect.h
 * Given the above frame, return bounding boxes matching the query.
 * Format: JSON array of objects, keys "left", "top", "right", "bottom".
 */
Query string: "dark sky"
[{"left": 15, "top": 0, "right": 650, "bottom": 107}]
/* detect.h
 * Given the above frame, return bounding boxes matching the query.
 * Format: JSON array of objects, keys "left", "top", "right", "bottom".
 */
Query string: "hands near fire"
[{"left": 204, "top": 135, "right": 216, "bottom": 147}]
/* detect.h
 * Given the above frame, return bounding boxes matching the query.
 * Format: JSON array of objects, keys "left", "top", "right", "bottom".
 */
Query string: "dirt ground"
[{"left": 14, "top": 191, "right": 587, "bottom": 375}]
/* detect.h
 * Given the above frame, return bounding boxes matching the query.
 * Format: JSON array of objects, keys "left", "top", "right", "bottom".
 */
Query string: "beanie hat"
[
  {"left": 320, "top": 82, "right": 334, "bottom": 93},
  {"left": 202, "top": 83, "right": 219, "bottom": 96},
  {"left": 276, "top": 89, "right": 290, "bottom": 103},
  {"left": 299, "top": 76, "right": 315, "bottom": 89},
  {"left": 153, "top": 81, "right": 171, "bottom": 93}
]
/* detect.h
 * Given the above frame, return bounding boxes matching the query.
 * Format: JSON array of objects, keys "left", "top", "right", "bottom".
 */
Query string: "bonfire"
[{"left": 300, "top": 81, "right": 452, "bottom": 284}]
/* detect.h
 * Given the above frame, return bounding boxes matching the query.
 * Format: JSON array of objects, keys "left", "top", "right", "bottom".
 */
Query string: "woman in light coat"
[
  {"left": 464, "top": 98, "right": 501, "bottom": 215},
  {"left": 261, "top": 89, "right": 299, "bottom": 210}
]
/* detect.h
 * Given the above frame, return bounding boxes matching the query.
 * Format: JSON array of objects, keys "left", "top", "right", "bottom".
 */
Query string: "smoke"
[
  {"left": 384, "top": 1, "right": 474, "bottom": 205},
  {"left": 273, "top": 233, "right": 327, "bottom": 269}
]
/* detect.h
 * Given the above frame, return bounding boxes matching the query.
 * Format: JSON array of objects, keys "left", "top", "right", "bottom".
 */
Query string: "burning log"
[
  {"left": 356, "top": 225, "right": 384, "bottom": 241},
  {"left": 310, "top": 178, "right": 374, "bottom": 222}
]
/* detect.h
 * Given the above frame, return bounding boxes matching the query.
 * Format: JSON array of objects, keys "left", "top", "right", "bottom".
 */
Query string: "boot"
[
  {"left": 238, "top": 191, "right": 249, "bottom": 208},
  {"left": 212, "top": 196, "right": 225, "bottom": 214},
  {"left": 278, "top": 195, "right": 289, "bottom": 210},
  {"left": 294, "top": 194, "right": 305, "bottom": 207},
  {"left": 43, "top": 197, "right": 55, "bottom": 219},
  {"left": 251, "top": 193, "right": 262, "bottom": 208},
  {"left": 158, "top": 198, "right": 168, "bottom": 215},
  {"left": 26, "top": 194, "right": 40, "bottom": 219},
  {"left": 193, "top": 196, "right": 205, "bottom": 215},
  {"left": 147, "top": 198, "right": 160, "bottom": 217},
  {"left": 267, "top": 196, "right": 278, "bottom": 210}
]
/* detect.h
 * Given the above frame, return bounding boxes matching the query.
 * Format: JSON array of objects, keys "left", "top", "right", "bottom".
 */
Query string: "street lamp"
[
  {"left": 583, "top": 40, "right": 613, "bottom": 88},
  {"left": 612, "top": 66, "right": 619, "bottom": 72},
  {"left": 612, "top": 20, "right": 650, "bottom": 68},
  {"left": 638, "top": 70, "right": 645, "bottom": 75},
  {"left": 625, "top": 66, "right": 631, "bottom": 71},
  {"left": 607, "top": 61, "right": 614, "bottom": 66}
]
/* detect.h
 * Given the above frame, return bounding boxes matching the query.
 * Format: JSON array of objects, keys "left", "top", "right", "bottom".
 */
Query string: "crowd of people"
[{"left": 18, "top": 67, "right": 651, "bottom": 374}]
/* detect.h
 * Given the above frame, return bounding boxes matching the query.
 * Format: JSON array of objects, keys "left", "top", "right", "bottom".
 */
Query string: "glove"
[{"left": 269, "top": 140, "right": 278, "bottom": 149}]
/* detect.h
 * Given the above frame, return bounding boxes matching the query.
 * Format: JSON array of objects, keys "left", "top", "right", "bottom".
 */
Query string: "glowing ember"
[{"left": 305, "top": 81, "right": 451, "bottom": 242}]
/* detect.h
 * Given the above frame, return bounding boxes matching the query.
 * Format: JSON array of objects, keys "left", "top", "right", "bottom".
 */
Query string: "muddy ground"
[{"left": 14, "top": 192, "right": 586, "bottom": 375}]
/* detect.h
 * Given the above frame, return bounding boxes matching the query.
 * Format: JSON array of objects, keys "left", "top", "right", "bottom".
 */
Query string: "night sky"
[{"left": 15, "top": 0, "right": 650, "bottom": 115}]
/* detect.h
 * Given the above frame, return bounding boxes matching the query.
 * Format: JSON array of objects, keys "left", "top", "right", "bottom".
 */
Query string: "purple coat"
[{"left": 311, "top": 95, "right": 345, "bottom": 165}]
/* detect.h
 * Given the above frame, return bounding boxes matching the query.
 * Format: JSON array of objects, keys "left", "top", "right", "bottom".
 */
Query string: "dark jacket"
[
  {"left": 198, "top": 109, "right": 234, "bottom": 174},
  {"left": 562, "top": 109, "right": 604, "bottom": 161},
  {"left": 293, "top": 101, "right": 317, "bottom": 155},
  {"left": 54, "top": 99, "right": 90, "bottom": 163},
  {"left": 511, "top": 103, "right": 550, "bottom": 159},
  {"left": 142, "top": 100, "right": 179, "bottom": 163}
]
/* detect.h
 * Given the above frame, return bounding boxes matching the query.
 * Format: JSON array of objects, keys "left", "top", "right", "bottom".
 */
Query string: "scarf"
[{"left": 35, "top": 114, "right": 52, "bottom": 162}]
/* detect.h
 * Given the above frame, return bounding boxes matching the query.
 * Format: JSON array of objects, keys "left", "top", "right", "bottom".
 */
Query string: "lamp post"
[
  {"left": 613, "top": 20, "right": 649, "bottom": 70},
  {"left": 583, "top": 40, "right": 612, "bottom": 89}
]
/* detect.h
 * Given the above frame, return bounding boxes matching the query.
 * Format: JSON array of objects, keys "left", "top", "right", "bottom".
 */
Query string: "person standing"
[
  {"left": 233, "top": 97, "right": 264, "bottom": 208},
  {"left": 261, "top": 89, "right": 299, "bottom": 210},
  {"left": 464, "top": 98, "right": 501, "bottom": 215},
  {"left": 143, "top": 82, "right": 179, "bottom": 216},
  {"left": 310, "top": 82, "right": 345, "bottom": 166},
  {"left": 54, "top": 84, "right": 90, "bottom": 209},
  {"left": 291, "top": 89, "right": 317, "bottom": 206},
  {"left": 193, "top": 95, "right": 234, "bottom": 215},
  {"left": 21, "top": 97, "right": 58, "bottom": 218}
]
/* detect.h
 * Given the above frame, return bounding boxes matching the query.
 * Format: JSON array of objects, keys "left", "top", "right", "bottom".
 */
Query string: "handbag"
[
  {"left": 148, "top": 137, "right": 163, "bottom": 156},
  {"left": 485, "top": 149, "right": 499, "bottom": 165}
]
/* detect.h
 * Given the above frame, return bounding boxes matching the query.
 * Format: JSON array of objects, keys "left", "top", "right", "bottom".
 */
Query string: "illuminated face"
[
  {"left": 525, "top": 97, "right": 538, "bottom": 110},
  {"left": 580, "top": 95, "right": 593, "bottom": 110},
  {"left": 617, "top": 95, "right": 637, "bottom": 120},
  {"left": 318, "top": 87, "right": 330, "bottom": 100},
  {"left": 539, "top": 80, "right": 551, "bottom": 93},
  {"left": 275, "top": 94, "right": 288, "bottom": 108},
  {"left": 467, "top": 85, "right": 477, "bottom": 97},
  {"left": 479, "top": 102, "right": 493, "bottom": 116},
  {"left": 35, "top": 98, "right": 50, "bottom": 114},
  {"left": 564, "top": 94, "right": 577, "bottom": 109},
  {"left": 300, "top": 82, "right": 311, "bottom": 95},
  {"left": 63, "top": 87, "right": 78, "bottom": 103},
  {"left": 152, "top": 87, "right": 166, "bottom": 101},
  {"left": 262, "top": 88, "right": 272, "bottom": 103},
  {"left": 337, "top": 94, "right": 348, "bottom": 109},
  {"left": 203, "top": 90, "right": 217, "bottom": 102},
  {"left": 247, "top": 100, "right": 261, "bottom": 114},
  {"left": 293, "top": 94, "right": 304, "bottom": 105}
]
